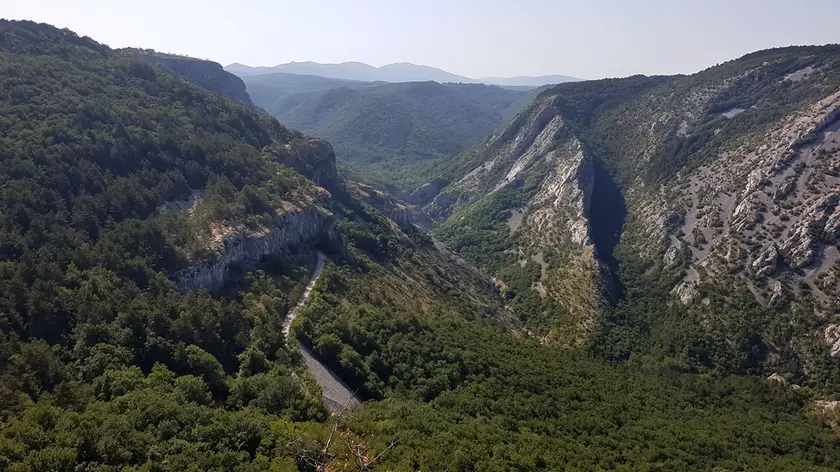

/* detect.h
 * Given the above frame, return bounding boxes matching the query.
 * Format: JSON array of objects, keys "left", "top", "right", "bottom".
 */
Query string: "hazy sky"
[{"left": 5, "top": 0, "right": 839, "bottom": 79}]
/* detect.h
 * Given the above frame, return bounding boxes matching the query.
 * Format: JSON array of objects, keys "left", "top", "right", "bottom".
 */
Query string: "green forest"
[
  {"left": 243, "top": 75, "right": 537, "bottom": 189},
  {"left": 2, "top": 19, "right": 840, "bottom": 472}
]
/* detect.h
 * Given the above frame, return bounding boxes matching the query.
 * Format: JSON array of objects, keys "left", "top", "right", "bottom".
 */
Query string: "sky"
[{"left": 4, "top": 0, "right": 839, "bottom": 79}]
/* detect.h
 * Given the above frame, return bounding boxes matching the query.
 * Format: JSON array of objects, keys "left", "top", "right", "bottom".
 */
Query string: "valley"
[
  {"left": 240, "top": 72, "right": 540, "bottom": 188},
  {"left": 1, "top": 17, "right": 840, "bottom": 472},
  {"left": 420, "top": 49, "right": 840, "bottom": 373}
]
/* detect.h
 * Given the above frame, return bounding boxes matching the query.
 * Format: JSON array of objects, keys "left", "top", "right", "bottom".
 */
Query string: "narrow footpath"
[{"left": 283, "top": 251, "right": 360, "bottom": 412}]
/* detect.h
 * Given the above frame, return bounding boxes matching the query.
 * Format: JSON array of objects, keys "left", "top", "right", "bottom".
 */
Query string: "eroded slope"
[{"left": 425, "top": 46, "right": 840, "bottom": 378}]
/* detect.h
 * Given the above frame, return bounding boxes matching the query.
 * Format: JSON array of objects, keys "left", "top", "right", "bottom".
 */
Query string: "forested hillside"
[
  {"left": 3, "top": 19, "right": 840, "bottom": 472},
  {"left": 243, "top": 73, "right": 538, "bottom": 188}
]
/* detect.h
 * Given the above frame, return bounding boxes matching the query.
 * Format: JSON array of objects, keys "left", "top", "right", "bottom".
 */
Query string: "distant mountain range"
[{"left": 225, "top": 61, "right": 579, "bottom": 87}]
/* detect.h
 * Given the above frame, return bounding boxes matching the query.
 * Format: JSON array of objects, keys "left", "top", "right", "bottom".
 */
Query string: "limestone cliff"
[
  {"left": 427, "top": 45, "right": 840, "bottom": 362},
  {"left": 177, "top": 204, "right": 335, "bottom": 292},
  {"left": 428, "top": 97, "right": 619, "bottom": 343},
  {"left": 173, "top": 136, "right": 342, "bottom": 293},
  {"left": 128, "top": 49, "right": 256, "bottom": 108},
  {"left": 272, "top": 138, "right": 343, "bottom": 193}
]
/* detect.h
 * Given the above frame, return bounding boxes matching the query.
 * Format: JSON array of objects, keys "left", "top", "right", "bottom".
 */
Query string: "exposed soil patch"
[
  {"left": 784, "top": 66, "right": 814, "bottom": 83},
  {"left": 721, "top": 108, "right": 745, "bottom": 119},
  {"left": 507, "top": 209, "right": 524, "bottom": 232},
  {"left": 805, "top": 245, "right": 840, "bottom": 282}
]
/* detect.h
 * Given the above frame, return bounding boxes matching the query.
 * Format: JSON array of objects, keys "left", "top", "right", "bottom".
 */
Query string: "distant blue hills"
[{"left": 225, "top": 61, "right": 580, "bottom": 87}]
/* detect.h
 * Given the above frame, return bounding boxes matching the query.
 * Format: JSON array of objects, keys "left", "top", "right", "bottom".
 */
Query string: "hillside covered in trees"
[
  {"left": 2, "top": 20, "right": 840, "bottom": 472},
  {"left": 243, "top": 73, "right": 538, "bottom": 188}
]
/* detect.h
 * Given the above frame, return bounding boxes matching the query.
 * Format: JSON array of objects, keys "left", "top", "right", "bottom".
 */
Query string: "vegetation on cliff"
[
  {"left": 0, "top": 20, "right": 337, "bottom": 468},
  {"left": 429, "top": 45, "right": 840, "bottom": 379},
  {"left": 3, "top": 20, "right": 840, "bottom": 472}
]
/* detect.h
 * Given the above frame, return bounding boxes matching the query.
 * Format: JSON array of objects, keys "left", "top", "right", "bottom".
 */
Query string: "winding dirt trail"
[{"left": 284, "top": 252, "right": 360, "bottom": 412}]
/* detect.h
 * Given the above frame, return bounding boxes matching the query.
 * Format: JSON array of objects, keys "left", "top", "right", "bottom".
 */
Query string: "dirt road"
[{"left": 285, "top": 252, "right": 360, "bottom": 412}]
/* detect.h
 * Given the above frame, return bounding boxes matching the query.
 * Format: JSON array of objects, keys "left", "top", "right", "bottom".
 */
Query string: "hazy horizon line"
[{"left": 224, "top": 60, "right": 584, "bottom": 80}]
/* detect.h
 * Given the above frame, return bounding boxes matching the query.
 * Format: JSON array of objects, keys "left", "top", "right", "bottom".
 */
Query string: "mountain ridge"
[
  {"left": 478, "top": 74, "right": 581, "bottom": 87},
  {"left": 424, "top": 44, "right": 840, "bottom": 383},
  {"left": 226, "top": 60, "right": 580, "bottom": 86}
]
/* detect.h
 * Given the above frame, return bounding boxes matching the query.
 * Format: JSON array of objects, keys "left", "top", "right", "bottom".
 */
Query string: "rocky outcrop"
[
  {"left": 425, "top": 99, "right": 566, "bottom": 219},
  {"left": 765, "top": 373, "right": 789, "bottom": 386},
  {"left": 275, "top": 138, "right": 342, "bottom": 193},
  {"left": 664, "top": 244, "right": 680, "bottom": 266},
  {"left": 673, "top": 281, "right": 699, "bottom": 304},
  {"left": 426, "top": 191, "right": 462, "bottom": 221},
  {"left": 780, "top": 194, "right": 839, "bottom": 268},
  {"left": 769, "top": 280, "right": 786, "bottom": 306},
  {"left": 129, "top": 50, "right": 256, "bottom": 108},
  {"left": 752, "top": 244, "right": 779, "bottom": 277},
  {"left": 773, "top": 177, "right": 796, "bottom": 201},
  {"left": 781, "top": 226, "right": 816, "bottom": 269},
  {"left": 177, "top": 206, "right": 334, "bottom": 292},
  {"left": 409, "top": 178, "right": 450, "bottom": 205},
  {"left": 825, "top": 324, "right": 840, "bottom": 357},
  {"left": 827, "top": 208, "right": 840, "bottom": 242},
  {"left": 527, "top": 139, "right": 593, "bottom": 247}
]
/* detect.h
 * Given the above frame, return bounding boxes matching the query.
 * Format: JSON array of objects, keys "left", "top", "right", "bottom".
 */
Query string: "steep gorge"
[
  {"left": 423, "top": 45, "right": 840, "bottom": 379},
  {"left": 7, "top": 20, "right": 840, "bottom": 471},
  {"left": 427, "top": 97, "right": 632, "bottom": 342}
]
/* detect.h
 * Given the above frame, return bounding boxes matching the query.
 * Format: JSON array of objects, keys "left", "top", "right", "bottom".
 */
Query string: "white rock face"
[
  {"left": 528, "top": 139, "right": 594, "bottom": 247},
  {"left": 826, "top": 208, "right": 840, "bottom": 241},
  {"left": 814, "top": 400, "right": 840, "bottom": 411},
  {"left": 825, "top": 324, "right": 840, "bottom": 357},
  {"left": 494, "top": 115, "right": 565, "bottom": 192},
  {"left": 765, "top": 373, "right": 788, "bottom": 386},
  {"left": 780, "top": 194, "right": 839, "bottom": 269},
  {"left": 664, "top": 244, "right": 680, "bottom": 266},
  {"left": 428, "top": 99, "right": 569, "bottom": 218},
  {"left": 752, "top": 244, "right": 779, "bottom": 277},
  {"left": 641, "top": 87, "right": 840, "bottom": 317},
  {"left": 781, "top": 226, "right": 814, "bottom": 269},
  {"left": 745, "top": 168, "right": 764, "bottom": 195},
  {"left": 769, "top": 280, "right": 785, "bottom": 305},
  {"left": 731, "top": 193, "right": 757, "bottom": 232},
  {"left": 428, "top": 99, "right": 600, "bottom": 270},
  {"left": 177, "top": 207, "right": 334, "bottom": 292},
  {"left": 673, "top": 281, "right": 698, "bottom": 304}
]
